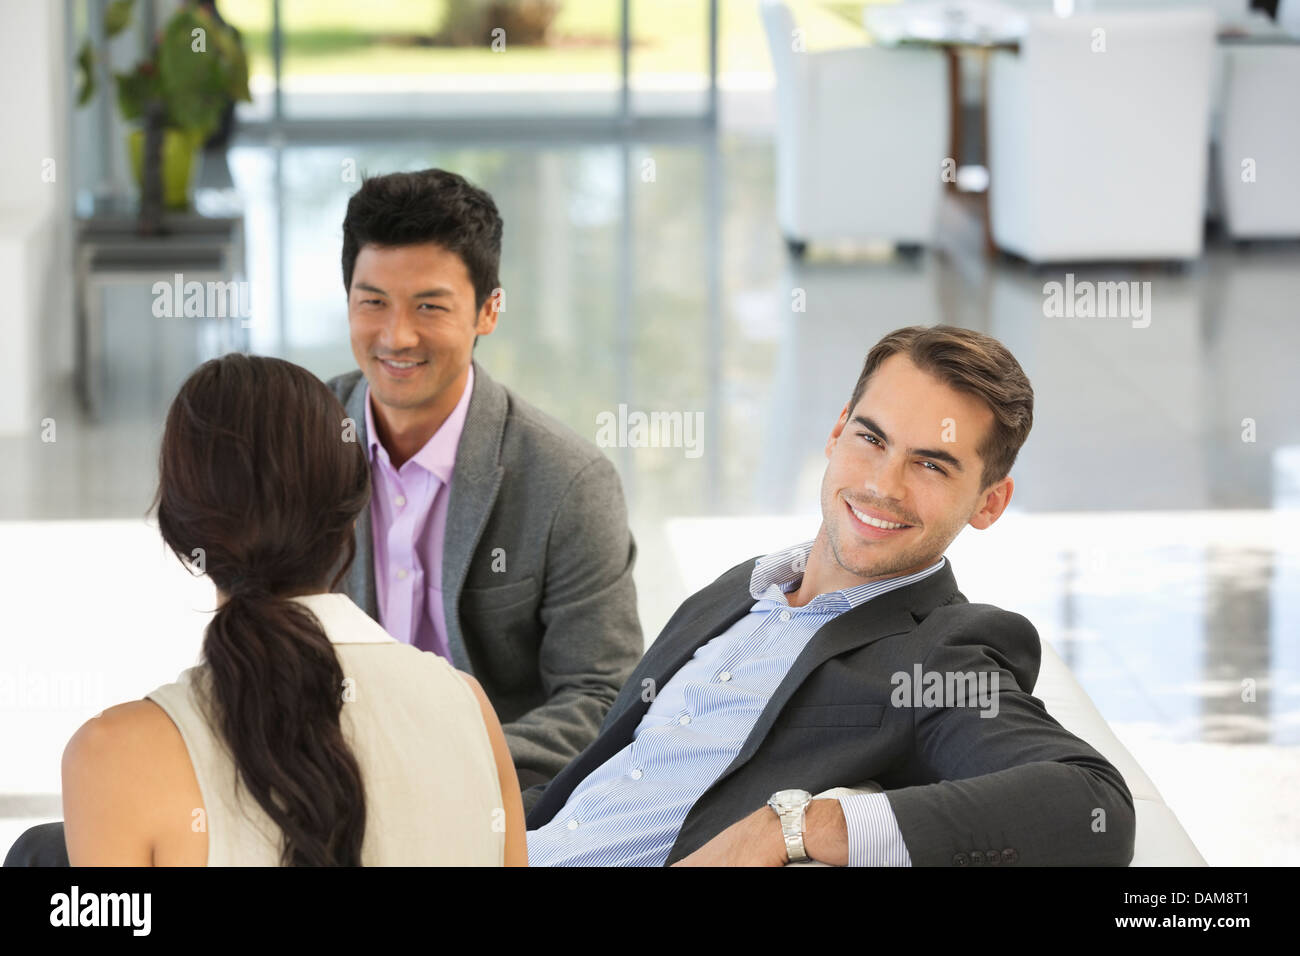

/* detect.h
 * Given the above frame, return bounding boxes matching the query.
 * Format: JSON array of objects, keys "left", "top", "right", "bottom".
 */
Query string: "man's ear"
[
  {"left": 826, "top": 403, "right": 851, "bottom": 459},
  {"left": 969, "top": 476, "right": 1014, "bottom": 530},
  {"left": 476, "top": 287, "right": 502, "bottom": 337}
]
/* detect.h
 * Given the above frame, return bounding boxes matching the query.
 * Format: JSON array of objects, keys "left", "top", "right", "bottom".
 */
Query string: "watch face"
[{"left": 770, "top": 789, "right": 812, "bottom": 809}]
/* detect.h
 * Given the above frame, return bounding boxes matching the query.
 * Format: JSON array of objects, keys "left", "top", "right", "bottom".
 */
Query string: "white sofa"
[
  {"left": 987, "top": 9, "right": 1216, "bottom": 263},
  {"left": 759, "top": 0, "right": 948, "bottom": 255},
  {"left": 1031, "top": 638, "right": 1205, "bottom": 865},
  {"left": 790, "top": 637, "right": 1205, "bottom": 866}
]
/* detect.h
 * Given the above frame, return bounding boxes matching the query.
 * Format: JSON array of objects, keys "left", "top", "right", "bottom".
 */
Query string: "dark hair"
[
  {"left": 151, "top": 353, "right": 371, "bottom": 866},
  {"left": 341, "top": 168, "right": 503, "bottom": 313},
  {"left": 848, "top": 325, "right": 1034, "bottom": 490}
]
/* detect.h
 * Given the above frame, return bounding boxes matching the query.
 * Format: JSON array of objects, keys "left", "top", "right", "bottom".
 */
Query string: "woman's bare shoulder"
[
  {"left": 62, "top": 698, "right": 200, "bottom": 864},
  {"left": 63, "top": 698, "right": 191, "bottom": 791}
]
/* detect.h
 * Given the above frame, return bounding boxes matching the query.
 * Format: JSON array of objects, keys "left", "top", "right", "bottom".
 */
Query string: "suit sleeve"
[
  {"left": 883, "top": 608, "right": 1136, "bottom": 866},
  {"left": 500, "top": 455, "right": 643, "bottom": 803}
]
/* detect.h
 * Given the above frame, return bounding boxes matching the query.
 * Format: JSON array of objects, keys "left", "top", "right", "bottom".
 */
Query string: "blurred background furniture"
[
  {"left": 76, "top": 201, "right": 246, "bottom": 421},
  {"left": 987, "top": 9, "right": 1216, "bottom": 263},
  {"left": 1215, "top": 44, "right": 1300, "bottom": 238},
  {"left": 760, "top": 0, "right": 948, "bottom": 257},
  {"left": 1278, "top": 0, "right": 1300, "bottom": 32}
]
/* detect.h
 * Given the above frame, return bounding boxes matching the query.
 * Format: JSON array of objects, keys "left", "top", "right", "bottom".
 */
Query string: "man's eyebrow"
[
  {"left": 851, "top": 415, "right": 965, "bottom": 472},
  {"left": 352, "top": 283, "right": 455, "bottom": 298}
]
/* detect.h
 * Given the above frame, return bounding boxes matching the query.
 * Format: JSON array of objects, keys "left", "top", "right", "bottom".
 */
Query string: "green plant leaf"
[
  {"left": 114, "top": 64, "right": 159, "bottom": 122},
  {"left": 104, "top": 0, "right": 135, "bottom": 38},
  {"left": 157, "top": 9, "right": 220, "bottom": 133},
  {"left": 75, "top": 39, "right": 96, "bottom": 107},
  {"left": 210, "top": 20, "right": 252, "bottom": 103},
  {"left": 155, "top": 6, "right": 251, "bottom": 135}
]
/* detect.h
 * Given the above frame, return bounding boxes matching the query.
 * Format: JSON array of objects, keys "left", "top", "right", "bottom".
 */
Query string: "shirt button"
[
  {"left": 629, "top": 769, "right": 643, "bottom": 780},
  {"left": 396, "top": 569, "right": 408, "bottom": 580},
  {"left": 566, "top": 819, "right": 579, "bottom": 830},
  {"left": 779, "top": 610, "right": 792, "bottom": 622},
  {"left": 678, "top": 714, "right": 691, "bottom": 726},
  {"left": 718, "top": 671, "right": 732, "bottom": 682},
  {"left": 394, "top": 495, "right": 406, "bottom": 507}
]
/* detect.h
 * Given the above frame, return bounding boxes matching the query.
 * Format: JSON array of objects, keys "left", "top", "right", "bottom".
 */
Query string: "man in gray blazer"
[
  {"left": 326, "top": 363, "right": 641, "bottom": 801},
  {"left": 527, "top": 325, "right": 1136, "bottom": 866},
  {"left": 329, "top": 168, "right": 642, "bottom": 808}
]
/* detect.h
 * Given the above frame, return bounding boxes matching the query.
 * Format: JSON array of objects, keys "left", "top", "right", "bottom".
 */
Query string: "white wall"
[{"left": 0, "top": 0, "right": 71, "bottom": 436}]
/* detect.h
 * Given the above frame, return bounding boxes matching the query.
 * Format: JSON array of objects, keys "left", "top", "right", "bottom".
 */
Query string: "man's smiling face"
[
  {"left": 819, "top": 352, "right": 1012, "bottom": 584},
  {"left": 347, "top": 241, "right": 496, "bottom": 414}
]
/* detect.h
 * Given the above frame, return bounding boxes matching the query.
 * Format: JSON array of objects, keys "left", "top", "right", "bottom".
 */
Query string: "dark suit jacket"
[
  {"left": 527, "top": 556, "right": 1136, "bottom": 865},
  {"left": 326, "top": 363, "right": 643, "bottom": 806}
]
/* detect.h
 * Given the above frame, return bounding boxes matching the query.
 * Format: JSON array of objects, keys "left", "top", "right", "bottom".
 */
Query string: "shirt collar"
[
  {"left": 364, "top": 364, "right": 475, "bottom": 484},
  {"left": 749, "top": 540, "right": 947, "bottom": 610},
  {"left": 288, "top": 592, "right": 396, "bottom": 645}
]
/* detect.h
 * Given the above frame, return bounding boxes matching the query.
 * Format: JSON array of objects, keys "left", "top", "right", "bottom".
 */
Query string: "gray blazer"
[
  {"left": 326, "top": 362, "right": 643, "bottom": 805},
  {"left": 527, "top": 557, "right": 1137, "bottom": 865}
]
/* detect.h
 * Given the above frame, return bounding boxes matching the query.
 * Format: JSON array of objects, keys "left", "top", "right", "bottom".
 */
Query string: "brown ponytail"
[{"left": 152, "top": 354, "right": 371, "bottom": 865}]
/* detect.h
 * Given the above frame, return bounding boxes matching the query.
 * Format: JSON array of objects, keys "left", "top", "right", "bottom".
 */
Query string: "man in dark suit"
[{"left": 526, "top": 324, "right": 1136, "bottom": 866}]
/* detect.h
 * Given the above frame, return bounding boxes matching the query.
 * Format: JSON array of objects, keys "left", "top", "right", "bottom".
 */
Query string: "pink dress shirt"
[{"left": 364, "top": 365, "right": 475, "bottom": 661}]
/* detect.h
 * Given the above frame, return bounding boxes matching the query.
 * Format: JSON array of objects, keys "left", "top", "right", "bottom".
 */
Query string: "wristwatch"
[{"left": 767, "top": 789, "right": 813, "bottom": 863}]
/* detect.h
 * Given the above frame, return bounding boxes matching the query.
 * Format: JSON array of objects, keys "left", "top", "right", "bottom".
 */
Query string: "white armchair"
[
  {"left": 987, "top": 9, "right": 1216, "bottom": 263},
  {"left": 789, "top": 636, "right": 1205, "bottom": 866},
  {"left": 759, "top": 0, "right": 948, "bottom": 255},
  {"left": 1216, "top": 45, "right": 1300, "bottom": 239},
  {"left": 1279, "top": 0, "right": 1300, "bottom": 36}
]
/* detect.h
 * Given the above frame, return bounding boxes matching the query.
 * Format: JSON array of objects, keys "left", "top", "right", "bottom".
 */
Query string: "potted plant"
[{"left": 76, "top": 0, "right": 250, "bottom": 231}]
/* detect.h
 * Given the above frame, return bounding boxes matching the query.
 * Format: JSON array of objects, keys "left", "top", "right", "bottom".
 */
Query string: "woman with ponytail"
[{"left": 60, "top": 354, "right": 525, "bottom": 865}]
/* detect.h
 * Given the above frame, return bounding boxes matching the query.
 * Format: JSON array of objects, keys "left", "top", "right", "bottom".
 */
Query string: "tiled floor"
[{"left": 2, "top": 130, "right": 1298, "bottom": 864}]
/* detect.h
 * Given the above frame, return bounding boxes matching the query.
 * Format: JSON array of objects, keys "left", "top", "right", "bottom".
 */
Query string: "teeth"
[
  {"left": 383, "top": 360, "right": 420, "bottom": 369},
  {"left": 849, "top": 503, "right": 906, "bottom": 530}
]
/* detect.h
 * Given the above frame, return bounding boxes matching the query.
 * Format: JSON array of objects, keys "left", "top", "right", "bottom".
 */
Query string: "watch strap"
[{"left": 773, "top": 802, "right": 810, "bottom": 863}]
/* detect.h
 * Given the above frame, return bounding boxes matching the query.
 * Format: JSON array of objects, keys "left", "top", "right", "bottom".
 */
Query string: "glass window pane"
[{"left": 221, "top": 0, "right": 624, "bottom": 120}]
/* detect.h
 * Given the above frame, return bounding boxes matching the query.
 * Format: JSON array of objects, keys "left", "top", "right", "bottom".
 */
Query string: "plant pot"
[{"left": 127, "top": 127, "right": 203, "bottom": 210}]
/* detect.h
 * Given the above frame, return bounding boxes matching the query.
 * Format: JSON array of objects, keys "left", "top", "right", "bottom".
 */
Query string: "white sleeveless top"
[{"left": 146, "top": 592, "right": 505, "bottom": 866}]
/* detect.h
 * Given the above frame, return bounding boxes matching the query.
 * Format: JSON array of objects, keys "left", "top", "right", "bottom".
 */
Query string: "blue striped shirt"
[{"left": 527, "top": 541, "right": 947, "bottom": 866}]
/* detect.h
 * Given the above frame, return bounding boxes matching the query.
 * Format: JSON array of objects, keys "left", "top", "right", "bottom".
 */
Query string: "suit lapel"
[
  {"left": 529, "top": 566, "right": 756, "bottom": 827},
  {"left": 343, "top": 375, "right": 378, "bottom": 620},
  {"left": 440, "top": 361, "right": 506, "bottom": 673},
  {"left": 682, "top": 559, "right": 961, "bottom": 809},
  {"left": 608, "top": 581, "right": 756, "bottom": 735},
  {"left": 724, "top": 604, "right": 917, "bottom": 774}
]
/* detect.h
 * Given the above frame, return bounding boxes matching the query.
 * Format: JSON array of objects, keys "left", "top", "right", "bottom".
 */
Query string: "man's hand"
[
  {"left": 671, "top": 805, "right": 788, "bottom": 866},
  {"left": 670, "top": 798, "right": 849, "bottom": 867}
]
